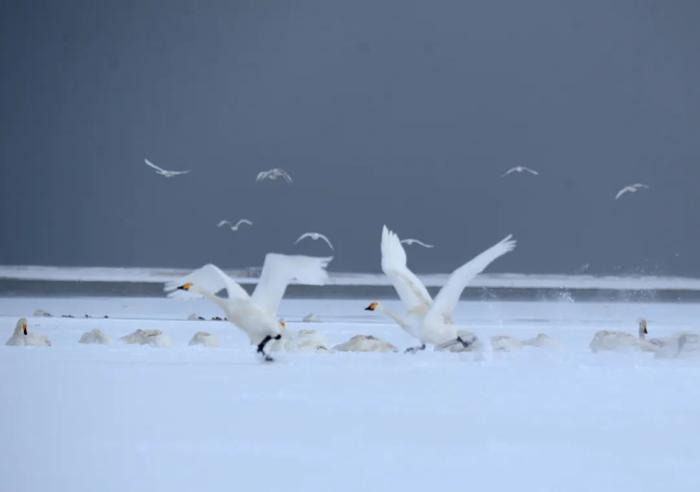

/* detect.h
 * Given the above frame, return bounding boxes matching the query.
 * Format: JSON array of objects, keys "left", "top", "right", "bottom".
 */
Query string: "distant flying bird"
[
  {"left": 217, "top": 219, "right": 253, "bottom": 231},
  {"left": 294, "top": 232, "right": 334, "bottom": 251},
  {"left": 256, "top": 168, "right": 293, "bottom": 184},
  {"left": 144, "top": 158, "right": 190, "bottom": 178},
  {"left": 501, "top": 166, "right": 539, "bottom": 177},
  {"left": 400, "top": 238, "right": 435, "bottom": 249},
  {"left": 615, "top": 183, "right": 650, "bottom": 200}
]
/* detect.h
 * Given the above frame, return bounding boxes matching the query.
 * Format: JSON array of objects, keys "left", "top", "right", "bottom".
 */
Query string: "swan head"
[
  {"left": 639, "top": 319, "right": 648, "bottom": 338},
  {"left": 364, "top": 302, "right": 379, "bottom": 311},
  {"left": 279, "top": 320, "right": 287, "bottom": 331},
  {"left": 16, "top": 318, "right": 28, "bottom": 336},
  {"left": 177, "top": 282, "right": 193, "bottom": 291}
]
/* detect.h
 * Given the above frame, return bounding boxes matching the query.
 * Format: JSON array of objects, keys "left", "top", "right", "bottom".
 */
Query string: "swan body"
[
  {"left": 33, "top": 309, "right": 52, "bottom": 317},
  {"left": 491, "top": 333, "right": 557, "bottom": 352},
  {"left": 435, "top": 330, "right": 481, "bottom": 352},
  {"left": 590, "top": 320, "right": 657, "bottom": 353},
  {"left": 366, "top": 226, "right": 516, "bottom": 348},
  {"left": 256, "top": 168, "right": 293, "bottom": 183},
  {"left": 6, "top": 318, "right": 51, "bottom": 347},
  {"left": 79, "top": 328, "right": 111, "bottom": 345},
  {"left": 165, "top": 254, "right": 331, "bottom": 360},
  {"left": 270, "top": 329, "right": 330, "bottom": 352},
  {"left": 189, "top": 331, "right": 220, "bottom": 348},
  {"left": 334, "top": 335, "right": 397, "bottom": 353},
  {"left": 121, "top": 329, "right": 173, "bottom": 348}
]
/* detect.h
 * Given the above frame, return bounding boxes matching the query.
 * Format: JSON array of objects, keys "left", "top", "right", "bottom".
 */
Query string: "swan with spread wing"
[
  {"left": 365, "top": 226, "right": 516, "bottom": 352},
  {"left": 165, "top": 254, "right": 332, "bottom": 361}
]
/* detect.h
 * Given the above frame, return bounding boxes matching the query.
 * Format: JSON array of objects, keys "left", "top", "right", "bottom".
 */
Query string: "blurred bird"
[
  {"left": 400, "top": 238, "right": 435, "bottom": 248},
  {"left": 501, "top": 166, "right": 539, "bottom": 177},
  {"left": 294, "top": 232, "right": 334, "bottom": 251},
  {"left": 615, "top": 183, "right": 650, "bottom": 200},
  {"left": 144, "top": 158, "right": 190, "bottom": 178},
  {"left": 256, "top": 168, "right": 293, "bottom": 184},
  {"left": 217, "top": 219, "right": 253, "bottom": 231}
]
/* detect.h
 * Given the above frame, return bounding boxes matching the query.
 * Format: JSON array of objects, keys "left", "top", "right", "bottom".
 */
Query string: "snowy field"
[{"left": 2, "top": 296, "right": 700, "bottom": 492}]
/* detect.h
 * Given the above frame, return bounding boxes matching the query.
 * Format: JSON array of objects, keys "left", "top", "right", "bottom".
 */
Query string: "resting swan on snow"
[
  {"left": 365, "top": 226, "right": 515, "bottom": 352},
  {"left": 121, "top": 329, "right": 173, "bottom": 348},
  {"left": 79, "top": 328, "right": 111, "bottom": 345},
  {"left": 333, "top": 335, "right": 397, "bottom": 353},
  {"left": 491, "top": 333, "right": 557, "bottom": 352},
  {"left": 589, "top": 319, "right": 657, "bottom": 353},
  {"left": 165, "top": 254, "right": 332, "bottom": 361},
  {"left": 189, "top": 331, "right": 220, "bottom": 348},
  {"left": 6, "top": 318, "right": 51, "bottom": 346},
  {"left": 269, "top": 328, "right": 330, "bottom": 352}
]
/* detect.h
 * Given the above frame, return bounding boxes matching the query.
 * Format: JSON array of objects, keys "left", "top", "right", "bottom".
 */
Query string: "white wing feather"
[
  {"left": 164, "top": 264, "right": 250, "bottom": 301},
  {"left": 251, "top": 253, "right": 332, "bottom": 315},
  {"left": 427, "top": 235, "right": 516, "bottom": 322},
  {"left": 144, "top": 159, "right": 165, "bottom": 173},
  {"left": 381, "top": 226, "right": 433, "bottom": 315}
]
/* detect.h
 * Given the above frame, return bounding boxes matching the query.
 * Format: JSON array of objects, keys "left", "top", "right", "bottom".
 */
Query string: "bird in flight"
[
  {"left": 294, "top": 232, "right": 334, "bottom": 251},
  {"left": 144, "top": 158, "right": 190, "bottom": 178},
  {"left": 217, "top": 219, "right": 253, "bottom": 231},
  {"left": 615, "top": 183, "right": 650, "bottom": 200},
  {"left": 256, "top": 168, "right": 293, "bottom": 184},
  {"left": 400, "top": 238, "right": 435, "bottom": 248},
  {"left": 501, "top": 166, "right": 539, "bottom": 177}
]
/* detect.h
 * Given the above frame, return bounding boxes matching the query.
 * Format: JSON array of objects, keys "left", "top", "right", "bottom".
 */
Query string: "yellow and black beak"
[
  {"left": 364, "top": 302, "right": 378, "bottom": 311},
  {"left": 23, "top": 324, "right": 28, "bottom": 336},
  {"left": 177, "top": 282, "right": 192, "bottom": 291}
]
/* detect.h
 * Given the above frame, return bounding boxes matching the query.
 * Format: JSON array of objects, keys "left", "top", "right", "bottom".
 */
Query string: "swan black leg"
[
  {"left": 457, "top": 336, "right": 473, "bottom": 348},
  {"left": 404, "top": 343, "right": 426, "bottom": 354},
  {"left": 257, "top": 334, "right": 282, "bottom": 362}
]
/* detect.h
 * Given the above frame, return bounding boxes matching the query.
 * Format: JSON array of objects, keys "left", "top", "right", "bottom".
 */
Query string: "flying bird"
[
  {"left": 144, "top": 158, "right": 190, "bottom": 178},
  {"left": 615, "top": 183, "right": 650, "bottom": 200},
  {"left": 256, "top": 168, "right": 293, "bottom": 184},
  {"left": 400, "top": 238, "right": 435, "bottom": 248},
  {"left": 294, "top": 232, "right": 334, "bottom": 251},
  {"left": 501, "top": 166, "right": 539, "bottom": 177},
  {"left": 217, "top": 219, "right": 253, "bottom": 231}
]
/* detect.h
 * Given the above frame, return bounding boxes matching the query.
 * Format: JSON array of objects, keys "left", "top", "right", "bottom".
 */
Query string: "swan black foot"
[
  {"left": 405, "top": 343, "right": 426, "bottom": 354},
  {"left": 257, "top": 334, "right": 282, "bottom": 362}
]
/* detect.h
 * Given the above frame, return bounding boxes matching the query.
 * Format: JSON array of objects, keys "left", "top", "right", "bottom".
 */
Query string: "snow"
[
  {"left": 4, "top": 265, "right": 700, "bottom": 290},
  {"left": 1, "top": 297, "right": 700, "bottom": 492}
]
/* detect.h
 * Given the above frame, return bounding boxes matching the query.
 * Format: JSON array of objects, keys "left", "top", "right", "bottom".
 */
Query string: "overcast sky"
[{"left": 1, "top": 0, "right": 699, "bottom": 275}]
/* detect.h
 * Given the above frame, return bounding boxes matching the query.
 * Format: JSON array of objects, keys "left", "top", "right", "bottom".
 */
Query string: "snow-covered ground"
[{"left": 1, "top": 297, "right": 699, "bottom": 492}]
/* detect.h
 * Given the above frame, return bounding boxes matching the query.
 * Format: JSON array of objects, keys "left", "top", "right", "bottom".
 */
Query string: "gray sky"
[{"left": 1, "top": 0, "right": 699, "bottom": 275}]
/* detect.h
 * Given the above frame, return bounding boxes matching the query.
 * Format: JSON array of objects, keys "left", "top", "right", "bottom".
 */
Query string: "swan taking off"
[
  {"left": 144, "top": 158, "right": 190, "bottom": 178},
  {"left": 165, "top": 254, "right": 332, "bottom": 361},
  {"left": 501, "top": 166, "right": 539, "bottom": 177},
  {"left": 615, "top": 183, "right": 650, "bottom": 200},
  {"left": 365, "top": 226, "right": 516, "bottom": 352},
  {"left": 6, "top": 318, "right": 51, "bottom": 346},
  {"left": 294, "top": 232, "right": 334, "bottom": 251},
  {"left": 256, "top": 168, "right": 293, "bottom": 184}
]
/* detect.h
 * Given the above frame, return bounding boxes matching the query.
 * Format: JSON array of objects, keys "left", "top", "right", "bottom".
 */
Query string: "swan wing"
[
  {"left": 427, "top": 235, "right": 516, "bottom": 322},
  {"left": 252, "top": 253, "right": 332, "bottom": 315},
  {"left": 144, "top": 159, "right": 165, "bottom": 173},
  {"left": 381, "top": 226, "right": 432, "bottom": 314},
  {"left": 164, "top": 264, "right": 250, "bottom": 300}
]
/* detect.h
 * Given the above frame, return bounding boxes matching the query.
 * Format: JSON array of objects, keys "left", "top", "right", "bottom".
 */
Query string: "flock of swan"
[{"left": 5, "top": 226, "right": 698, "bottom": 360}]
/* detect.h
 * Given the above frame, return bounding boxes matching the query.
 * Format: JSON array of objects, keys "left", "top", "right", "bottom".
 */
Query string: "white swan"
[
  {"left": 189, "top": 331, "right": 220, "bottom": 348},
  {"left": 589, "top": 320, "right": 657, "bottom": 353},
  {"left": 365, "top": 226, "right": 516, "bottom": 352},
  {"left": 334, "top": 335, "right": 397, "bottom": 353},
  {"left": 490, "top": 333, "right": 557, "bottom": 352},
  {"left": 6, "top": 318, "right": 51, "bottom": 346},
  {"left": 121, "top": 329, "right": 173, "bottom": 348},
  {"left": 165, "top": 254, "right": 332, "bottom": 361},
  {"left": 79, "top": 328, "right": 111, "bottom": 345},
  {"left": 269, "top": 329, "right": 330, "bottom": 352},
  {"left": 144, "top": 158, "right": 190, "bottom": 178}
]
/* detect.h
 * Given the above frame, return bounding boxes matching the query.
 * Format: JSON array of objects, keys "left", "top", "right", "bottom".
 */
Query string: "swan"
[
  {"left": 615, "top": 183, "right": 650, "bottom": 200},
  {"left": 121, "top": 329, "right": 173, "bottom": 348},
  {"left": 189, "top": 331, "right": 220, "bottom": 348},
  {"left": 302, "top": 313, "right": 321, "bottom": 323},
  {"left": 79, "top": 328, "right": 111, "bottom": 345},
  {"left": 269, "top": 329, "right": 330, "bottom": 352},
  {"left": 435, "top": 330, "right": 482, "bottom": 352},
  {"left": 256, "top": 168, "right": 293, "bottom": 184},
  {"left": 165, "top": 254, "right": 332, "bottom": 361},
  {"left": 294, "top": 232, "right": 334, "bottom": 251},
  {"left": 333, "top": 335, "right": 397, "bottom": 353},
  {"left": 144, "top": 158, "right": 190, "bottom": 178},
  {"left": 365, "top": 226, "right": 516, "bottom": 352},
  {"left": 501, "top": 166, "right": 539, "bottom": 177},
  {"left": 490, "top": 333, "right": 557, "bottom": 352},
  {"left": 589, "top": 320, "right": 657, "bottom": 353},
  {"left": 6, "top": 318, "right": 51, "bottom": 346}
]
